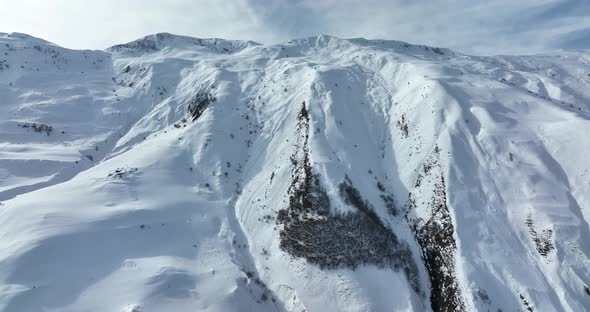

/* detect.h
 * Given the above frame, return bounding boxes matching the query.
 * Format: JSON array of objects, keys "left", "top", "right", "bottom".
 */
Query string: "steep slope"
[{"left": 1, "top": 32, "right": 590, "bottom": 311}]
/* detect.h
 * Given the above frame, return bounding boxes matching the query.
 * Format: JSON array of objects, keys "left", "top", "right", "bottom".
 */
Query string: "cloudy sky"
[{"left": 1, "top": 0, "right": 589, "bottom": 55}]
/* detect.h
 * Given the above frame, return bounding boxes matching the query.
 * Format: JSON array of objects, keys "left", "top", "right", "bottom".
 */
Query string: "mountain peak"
[
  {"left": 0, "top": 32, "right": 56, "bottom": 46},
  {"left": 278, "top": 34, "right": 456, "bottom": 60},
  {"left": 107, "top": 32, "right": 260, "bottom": 54}
]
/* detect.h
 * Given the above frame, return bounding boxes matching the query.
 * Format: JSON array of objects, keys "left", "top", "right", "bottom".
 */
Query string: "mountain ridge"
[
  {"left": 0, "top": 32, "right": 589, "bottom": 312},
  {"left": 9, "top": 31, "right": 590, "bottom": 57}
]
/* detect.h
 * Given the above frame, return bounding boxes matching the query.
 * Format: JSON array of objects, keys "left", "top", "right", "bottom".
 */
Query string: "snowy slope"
[{"left": 1, "top": 31, "right": 590, "bottom": 311}]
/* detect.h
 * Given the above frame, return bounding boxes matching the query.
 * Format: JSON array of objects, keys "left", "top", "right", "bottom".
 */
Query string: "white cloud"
[
  {"left": 250, "top": 0, "right": 590, "bottom": 54},
  {"left": 1, "top": 0, "right": 588, "bottom": 54},
  {"left": 1, "top": 0, "right": 275, "bottom": 49}
]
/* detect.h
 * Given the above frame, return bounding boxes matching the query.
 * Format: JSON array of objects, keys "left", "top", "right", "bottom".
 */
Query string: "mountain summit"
[{"left": 1, "top": 33, "right": 589, "bottom": 312}]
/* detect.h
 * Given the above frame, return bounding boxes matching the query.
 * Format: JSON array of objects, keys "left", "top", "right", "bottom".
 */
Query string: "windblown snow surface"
[{"left": 1, "top": 32, "right": 590, "bottom": 312}]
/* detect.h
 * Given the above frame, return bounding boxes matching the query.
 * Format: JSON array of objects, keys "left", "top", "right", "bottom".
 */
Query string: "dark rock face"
[
  {"left": 519, "top": 293, "right": 534, "bottom": 312},
  {"left": 396, "top": 114, "right": 409, "bottom": 138},
  {"left": 188, "top": 88, "right": 216, "bottom": 121},
  {"left": 407, "top": 147, "right": 465, "bottom": 312},
  {"left": 18, "top": 122, "right": 53, "bottom": 136},
  {"left": 526, "top": 213, "right": 554, "bottom": 257},
  {"left": 109, "top": 35, "right": 159, "bottom": 52},
  {"left": 277, "top": 103, "right": 420, "bottom": 292}
]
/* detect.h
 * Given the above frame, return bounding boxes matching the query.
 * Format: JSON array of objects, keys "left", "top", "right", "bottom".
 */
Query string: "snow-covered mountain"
[{"left": 1, "top": 31, "right": 590, "bottom": 312}]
